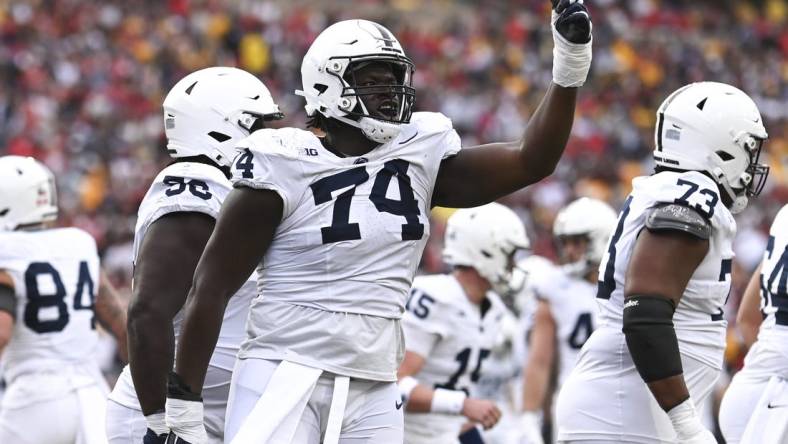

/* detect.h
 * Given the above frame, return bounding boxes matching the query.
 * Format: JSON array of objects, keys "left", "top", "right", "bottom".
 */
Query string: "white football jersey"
[
  {"left": 473, "top": 308, "right": 523, "bottom": 405},
  {"left": 0, "top": 227, "right": 100, "bottom": 383},
  {"left": 596, "top": 170, "right": 735, "bottom": 369},
  {"left": 109, "top": 161, "right": 257, "bottom": 409},
  {"left": 758, "top": 203, "right": 788, "bottom": 332},
  {"left": 530, "top": 264, "right": 598, "bottom": 387},
  {"left": 231, "top": 112, "right": 461, "bottom": 381},
  {"left": 402, "top": 274, "right": 507, "bottom": 443}
]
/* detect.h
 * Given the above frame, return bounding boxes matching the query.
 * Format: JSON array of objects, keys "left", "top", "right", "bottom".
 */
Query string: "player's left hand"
[
  {"left": 142, "top": 428, "right": 168, "bottom": 444},
  {"left": 462, "top": 398, "right": 502, "bottom": 430},
  {"left": 165, "top": 372, "right": 208, "bottom": 444},
  {"left": 550, "top": 0, "right": 593, "bottom": 88},
  {"left": 552, "top": 0, "right": 592, "bottom": 44},
  {"left": 667, "top": 398, "right": 717, "bottom": 444},
  {"left": 518, "top": 411, "right": 545, "bottom": 444}
]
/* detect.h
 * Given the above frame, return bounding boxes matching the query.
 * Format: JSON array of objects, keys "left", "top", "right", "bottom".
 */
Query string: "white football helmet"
[
  {"left": 0, "top": 156, "right": 57, "bottom": 231},
  {"left": 654, "top": 81, "right": 769, "bottom": 214},
  {"left": 296, "top": 20, "right": 415, "bottom": 144},
  {"left": 163, "top": 66, "right": 283, "bottom": 168},
  {"left": 553, "top": 197, "right": 617, "bottom": 277},
  {"left": 443, "top": 203, "right": 530, "bottom": 295}
]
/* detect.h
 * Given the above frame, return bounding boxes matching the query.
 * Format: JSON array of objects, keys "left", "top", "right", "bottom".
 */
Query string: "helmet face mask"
[
  {"left": 555, "top": 233, "right": 590, "bottom": 265},
  {"left": 739, "top": 136, "right": 769, "bottom": 197},
  {"left": 337, "top": 57, "right": 415, "bottom": 125}
]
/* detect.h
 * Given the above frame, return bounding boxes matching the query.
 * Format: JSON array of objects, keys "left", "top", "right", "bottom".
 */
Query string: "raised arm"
[
  {"left": 433, "top": 0, "right": 592, "bottom": 208},
  {"left": 127, "top": 212, "right": 215, "bottom": 417},
  {"left": 96, "top": 270, "right": 128, "bottom": 362},
  {"left": 736, "top": 262, "right": 764, "bottom": 348}
]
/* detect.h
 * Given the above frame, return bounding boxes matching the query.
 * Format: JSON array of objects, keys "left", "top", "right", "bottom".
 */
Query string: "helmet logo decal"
[
  {"left": 372, "top": 23, "right": 395, "bottom": 48},
  {"left": 371, "top": 22, "right": 402, "bottom": 54}
]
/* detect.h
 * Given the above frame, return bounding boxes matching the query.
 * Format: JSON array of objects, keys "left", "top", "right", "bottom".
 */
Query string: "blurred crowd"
[{"left": 0, "top": 0, "right": 786, "bottom": 398}]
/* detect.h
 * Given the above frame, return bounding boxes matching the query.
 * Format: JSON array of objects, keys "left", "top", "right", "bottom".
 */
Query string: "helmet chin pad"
[
  {"left": 359, "top": 117, "right": 402, "bottom": 143},
  {"left": 332, "top": 114, "right": 403, "bottom": 144}
]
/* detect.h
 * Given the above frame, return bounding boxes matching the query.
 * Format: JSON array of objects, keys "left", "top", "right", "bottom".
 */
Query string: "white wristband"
[
  {"left": 398, "top": 376, "right": 419, "bottom": 401},
  {"left": 551, "top": 10, "right": 593, "bottom": 87},
  {"left": 667, "top": 398, "right": 705, "bottom": 439},
  {"left": 145, "top": 411, "right": 168, "bottom": 435},
  {"left": 165, "top": 397, "right": 208, "bottom": 444},
  {"left": 431, "top": 388, "right": 467, "bottom": 414}
]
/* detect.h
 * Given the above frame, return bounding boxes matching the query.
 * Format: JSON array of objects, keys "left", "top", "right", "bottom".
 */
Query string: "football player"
[
  {"left": 478, "top": 252, "right": 555, "bottom": 444},
  {"left": 555, "top": 82, "right": 770, "bottom": 443},
  {"left": 519, "top": 197, "right": 616, "bottom": 444},
  {"left": 397, "top": 203, "right": 528, "bottom": 443},
  {"left": 104, "top": 67, "right": 282, "bottom": 444},
  {"left": 165, "top": 1, "right": 594, "bottom": 442},
  {"left": 718, "top": 203, "right": 788, "bottom": 444},
  {"left": 0, "top": 155, "right": 127, "bottom": 444}
]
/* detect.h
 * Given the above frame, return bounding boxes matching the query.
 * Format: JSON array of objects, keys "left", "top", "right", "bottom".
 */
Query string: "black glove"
[
  {"left": 142, "top": 428, "right": 168, "bottom": 444},
  {"left": 164, "top": 432, "right": 193, "bottom": 444},
  {"left": 553, "top": 0, "right": 592, "bottom": 44}
]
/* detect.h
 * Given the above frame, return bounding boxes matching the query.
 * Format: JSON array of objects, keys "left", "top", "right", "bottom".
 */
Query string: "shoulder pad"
[
  {"left": 646, "top": 203, "right": 711, "bottom": 240},
  {"left": 771, "top": 204, "right": 788, "bottom": 237},
  {"left": 410, "top": 112, "right": 453, "bottom": 132},
  {"left": 243, "top": 127, "right": 316, "bottom": 158}
]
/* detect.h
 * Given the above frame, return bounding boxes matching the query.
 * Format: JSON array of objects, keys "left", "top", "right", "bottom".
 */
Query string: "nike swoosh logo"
[
  {"left": 395, "top": 400, "right": 404, "bottom": 410},
  {"left": 768, "top": 403, "right": 788, "bottom": 409},
  {"left": 399, "top": 131, "right": 418, "bottom": 144}
]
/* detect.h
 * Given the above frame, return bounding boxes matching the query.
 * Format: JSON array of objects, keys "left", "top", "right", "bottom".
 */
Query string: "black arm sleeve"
[
  {"left": 622, "top": 294, "right": 683, "bottom": 383},
  {"left": 0, "top": 284, "right": 16, "bottom": 318}
]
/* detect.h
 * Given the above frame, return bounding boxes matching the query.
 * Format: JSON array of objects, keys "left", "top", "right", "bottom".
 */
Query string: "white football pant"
[{"left": 225, "top": 358, "right": 403, "bottom": 443}]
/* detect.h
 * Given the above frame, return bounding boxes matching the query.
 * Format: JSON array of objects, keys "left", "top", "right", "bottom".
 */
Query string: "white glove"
[
  {"left": 551, "top": 0, "right": 593, "bottom": 87},
  {"left": 519, "top": 411, "right": 545, "bottom": 444},
  {"left": 667, "top": 398, "right": 717, "bottom": 444}
]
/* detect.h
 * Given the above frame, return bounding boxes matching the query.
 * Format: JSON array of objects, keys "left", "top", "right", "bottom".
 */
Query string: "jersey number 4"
[
  {"left": 310, "top": 159, "right": 424, "bottom": 244},
  {"left": 24, "top": 262, "right": 95, "bottom": 333}
]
